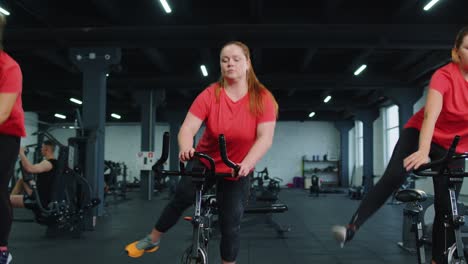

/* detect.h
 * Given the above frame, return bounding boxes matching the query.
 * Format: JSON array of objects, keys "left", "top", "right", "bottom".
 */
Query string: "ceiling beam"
[
  {"left": 251, "top": 48, "right": 262, "bottom": 70},
  {"left": 392, "top": 50, "right": 429, "bottom": 71},
  {"left": 5, "top": 24, "right": 459, "bottom": 50},
  {"left": 249, "top": 0, "right": 263, "bottom": 23},
  {"left": 33, "top": 50, "right": 77, "bottom": 73},
  {"left": 391, "top": 0, "right": 420, "bottom": 21},
  {"left": 407, "top": 51, "right": 451, "bottom": 82},
  {"left": 301, "top": 48, "right": 318, "bottom": 72},
  {"left": 324, "top": 0, "right": 344, "bottom": 22},
  {"left": 24, "top": 73, "right": 409, "bottom": 92},
  {"left": 143, "top": 48, "right": 171, "bottom": 73}
]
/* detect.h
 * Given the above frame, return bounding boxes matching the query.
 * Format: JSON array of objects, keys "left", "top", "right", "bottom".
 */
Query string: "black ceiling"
[{"left": 2, "top": 0, "right": 467, "bottom": 123}]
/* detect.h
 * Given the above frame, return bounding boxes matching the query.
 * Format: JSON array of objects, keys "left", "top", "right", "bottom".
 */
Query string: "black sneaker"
[
  {"left": 0, "top": 250, "right": 12, "bottom": 264},
  {"left": 331, "top": 225, "right": 355, "bottom": 248}
]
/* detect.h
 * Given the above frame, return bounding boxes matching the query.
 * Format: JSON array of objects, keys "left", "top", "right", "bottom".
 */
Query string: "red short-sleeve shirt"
[
  {"left": 405, "top": 62, "right": 468, "bottom": 153},
  {"left": 189, "top": 83, "right": 276, "bottom": 175},
  {"left": 0, "top": 51, "right": 26, "bottom": 137}
]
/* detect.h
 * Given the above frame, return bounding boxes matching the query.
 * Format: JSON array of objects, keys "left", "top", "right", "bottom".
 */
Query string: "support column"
[
  {"left": 334, "top": 120, "right": 354, "bottom": 188},
  {"left": 354, "top": 109, "right": 379, "bottom": 193},
  {"left": 166, "top": 111, "right": 186, "bottom": 197},
  {"left": 135, "top": 89, "right": 165, "bottom": 200},
  {"left": 383, "top": 87, "right": 423, "bottom": 131},
  {"left": 383, "top": 87, "right": 424, "bottom": 189},
  {"left": 70, "top": 48, "right": 121, "bottom": 229}
]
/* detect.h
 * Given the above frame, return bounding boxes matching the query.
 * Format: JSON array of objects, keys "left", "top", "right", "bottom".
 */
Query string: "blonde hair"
[
  {"left": 217, "top": 41, "right": 278, "bottom": 118},
  {"left": 451, "top": 26, "right": 468, "bottom": 63}
]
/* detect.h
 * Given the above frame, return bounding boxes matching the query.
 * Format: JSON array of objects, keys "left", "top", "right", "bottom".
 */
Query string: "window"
[
  {"left": 384, "top": 105, "right": 399, "bottom": 165},
  {"left": 355, "top": 121, "right": 364, "bottom": 166}
]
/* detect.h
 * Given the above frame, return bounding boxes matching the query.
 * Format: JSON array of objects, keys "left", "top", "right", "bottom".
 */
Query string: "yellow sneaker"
[{"left": 125, "top": 235, "right": 160, "bottom": 258}]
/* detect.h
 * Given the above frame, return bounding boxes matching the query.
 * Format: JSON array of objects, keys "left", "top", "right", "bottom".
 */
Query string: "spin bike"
[
  {"left": 395, "top": 136, "right": 468, "bottom": 264},
  {"left": 153, "top": 132, "right": 239, "bottom": 264}
]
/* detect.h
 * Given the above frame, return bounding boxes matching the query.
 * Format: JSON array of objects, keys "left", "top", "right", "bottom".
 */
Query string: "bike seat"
[{"left": 395, "top": 189, "right": 427, "bottom": 203}]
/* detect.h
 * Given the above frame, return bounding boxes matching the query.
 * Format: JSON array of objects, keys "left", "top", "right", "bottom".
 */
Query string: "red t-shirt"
[
  {"left": 405, "top": 62, "right": 468, "bottom": 153},
  {"left": 189, "top": 83, "right": 277, "bottom": 176},
  {"left": 0, "top": 51, "right": 26, "bottom": 137}
]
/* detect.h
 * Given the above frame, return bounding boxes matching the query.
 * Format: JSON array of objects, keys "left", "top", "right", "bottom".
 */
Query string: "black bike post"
[
  {"left": 413, "top": 211, "right": 426, "bottom": 264},
  {"left": 449, "top": 183, "right": 465, "bottom": 262},
  {"left": 191, "top": 181, "right": 204, "bottom": 262}
]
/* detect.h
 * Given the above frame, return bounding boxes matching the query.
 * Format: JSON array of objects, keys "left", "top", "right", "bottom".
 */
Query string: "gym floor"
[{"left": 10, "top": 189, "right": 423, "bottom": 263}]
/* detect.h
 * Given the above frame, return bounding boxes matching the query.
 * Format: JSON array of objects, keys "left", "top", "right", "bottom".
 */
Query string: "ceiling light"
[
  {"left": 159, "top": 0, "right": 172, "bottom": 13},
  {"left": 200, "top": 65, "right": 208, "bottom": 77},
  {"left": 323, "top": 95, "right": 332, "bottom": 103},
  {"left": 0, "top": 6, "right": 10, "bottom": 16},
  {"left": 308, "top": 112, "right": 315, "bottom": 118},
  {"left": 423, "top": 0, "right": 440, "bottom": 11},
  {"left": 69, "top": 98, "right": 82, "bottom": 105},
  {"left": 111, "top": 113, "right": 121, "bottom": 119},
  {"left": 354, "top": 64, "right": 367, "bottom": 76},
  {"left": 54, "top": 113, "right": 66, "bottom": 119}
]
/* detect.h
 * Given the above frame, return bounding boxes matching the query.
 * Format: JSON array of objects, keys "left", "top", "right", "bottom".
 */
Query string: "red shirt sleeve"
[
  {"left": 189, "top": 87, "right": 212, "bottom": 121},
  {"left": 0, "top": 64, "right": 22, "bottom": 93},
  {"left": 257, "top": 92, "right": 277, "bottom": 124},
  {"left": 428, "top": 68, "right": 450, "bottom": 95}
]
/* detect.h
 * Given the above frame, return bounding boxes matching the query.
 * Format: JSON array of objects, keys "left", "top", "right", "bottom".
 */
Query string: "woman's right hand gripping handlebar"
[{"left": 179, "top": 148, "right": 196, "bottom": 162}]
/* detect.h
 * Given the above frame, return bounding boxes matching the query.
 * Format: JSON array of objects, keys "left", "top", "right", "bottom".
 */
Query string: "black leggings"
[
  {"left": 155, "top": 160, "right": 250, "bottom": 262},
  {"left": 0, "top": 134, "right": 20, "bottom": 247},
  {"left": 349, "top": 128, "right": 464, "bottom": 263}
]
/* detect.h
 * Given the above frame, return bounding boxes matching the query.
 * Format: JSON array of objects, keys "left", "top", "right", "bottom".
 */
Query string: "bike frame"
[
  {"left": 446, "top": 175, "right": 465, "bottom": 262},
  {"left": 189, "top": 179, "right": 207, "bottom": 263},
  {"left": 154, "top": 133, "right": 239, "bottom": 264},
  {"left": 412, "top": 135, "right": 468, "bottom": 264}
]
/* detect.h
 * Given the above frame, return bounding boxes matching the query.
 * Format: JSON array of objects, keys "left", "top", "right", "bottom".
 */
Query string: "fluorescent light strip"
[
  {"left": 111, "top": 113, "right": 121, "bottom": 119},
  {"left": 0, "top": 6, "right": 10, "bottom": 16},
  {"left": 69, "top": 98, "right": 82, "bottom": 105},
  {"left": 54, "top": 113, "right": 66, "bottom": 119},
  {"left": 323, "top": 95, "right": 332, "bottom": 103},
  {"left": 354, "top": 64, "right": 367, "bottom": 76},
  {"left": 200, "top": 65, "right": 208, "bottom": 77},
  {"left": 159, "top": 0, "right": 172, "bottom": 13},
  {"left": 423, "top": 0, "right": 440, "bottom": 11},
  {"left": 308, "top": 112, "right": 315, "bottom": 118}
]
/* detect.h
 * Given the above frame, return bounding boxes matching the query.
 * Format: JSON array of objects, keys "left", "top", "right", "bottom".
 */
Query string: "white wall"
[
  {"left": 22, "top": 112, "right": 39, "bottom": 146},
  {"left": 47, "top": 121, "right": 339, "bottom": 185},
  {"left": 13, "top": 112, "right": 39, "bottom": 181},
  {"left": 256, "top": 121, "right": 340, "bottom": 185}
]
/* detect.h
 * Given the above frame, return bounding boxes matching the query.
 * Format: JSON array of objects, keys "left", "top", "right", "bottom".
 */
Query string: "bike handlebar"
[
  {"left": 153, "top": 132, "right": 235, "bottom": 179},
  {"left": 413, "top": 135, "right": 468, "bottom": 177},
  {"left": 218, "top": 134, "right": 240, "bottom": 175}
]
